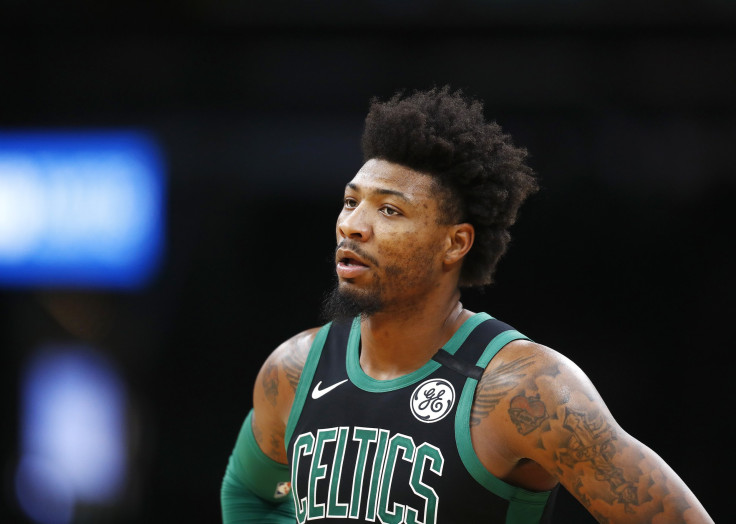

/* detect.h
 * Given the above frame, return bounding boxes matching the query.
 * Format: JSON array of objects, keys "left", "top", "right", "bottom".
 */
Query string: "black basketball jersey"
[{"left": 285, "top": 313, "right": 556, "bottom": 524}]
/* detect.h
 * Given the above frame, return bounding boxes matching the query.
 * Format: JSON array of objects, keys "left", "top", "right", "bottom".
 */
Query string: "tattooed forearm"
[
  {"left": 558, "top": 407, "right": 639, "bottom": 512},
  {"left": 471, "top": 356, "right": 534, "bottom": 426},
  {"left": 282, "top": 348, "right": 307, "bottom": 390},
  {"left": 262, "top": 361, "right": 279, "bottom": 406}
]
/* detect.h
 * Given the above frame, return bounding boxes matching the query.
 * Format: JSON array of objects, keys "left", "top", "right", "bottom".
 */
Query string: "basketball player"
[{"left": 221, "top": 87, "right": 713, "bottom": 523}]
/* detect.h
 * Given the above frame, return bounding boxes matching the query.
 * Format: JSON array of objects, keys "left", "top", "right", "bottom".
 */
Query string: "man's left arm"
[{"left": 497, "top": 341, "right": 714, "bottom": 524}]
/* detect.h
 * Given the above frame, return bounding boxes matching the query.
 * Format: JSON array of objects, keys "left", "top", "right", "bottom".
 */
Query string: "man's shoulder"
[
  {"left": 490, "top": 338, "right": 595, "bottom": 394},
  {"left": 490, "top": 338, "right": 566, "bottom": 370},
  {"left": 274, "top": 326, "right": 323, "bottom": 356},
  {"left": 472, "top": 339, "right": 580, "bottom": 423},
  {"left": 259, "top": 326, "right": 321, "bottom": 389},
  {"left": 254, "top": 326, "right": 324, "bottom": 429},
  {"left": 474, "top": 337, "right": 606, "bottom": 437}
]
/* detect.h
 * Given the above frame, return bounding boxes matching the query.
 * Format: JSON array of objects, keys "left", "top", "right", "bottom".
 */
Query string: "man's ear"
[{"left": 444, "top": 223, "right": 474, "bottom": 266}]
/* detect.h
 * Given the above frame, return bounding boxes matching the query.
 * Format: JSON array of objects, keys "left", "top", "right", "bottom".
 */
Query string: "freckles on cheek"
[
  {"left": 377, "top": 235, "right": 418, "bottom": 257},
  {"left": 379, "top": 235, "right": 437, "bottom": 274}
]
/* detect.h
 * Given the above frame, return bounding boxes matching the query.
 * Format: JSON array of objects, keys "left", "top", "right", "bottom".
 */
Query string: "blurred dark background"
[{"left": 1, "top": 1, "right": 734, "bottom": 522}]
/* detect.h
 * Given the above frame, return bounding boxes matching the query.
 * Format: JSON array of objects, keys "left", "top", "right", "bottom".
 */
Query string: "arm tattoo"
[
  {"left": 269, "top": 433, "right": 284, "bottom": 459},
  {"left": 252, "top": 417, "right": 264, "bottom": 444},
  {"left": 508, "top": 392, "right": 549, "bottom": 434},
  {"left": 558, "top": 408, "right": 639, "bottom": 513},
  {"left": 471, "top": 355, "right": 534, "bottom": 426},
  {"left": 282, "top": 347, "right": 307, "bottom": 391},
  {"left": 262, "top": 361, "right": 279, "bottom": 406}
]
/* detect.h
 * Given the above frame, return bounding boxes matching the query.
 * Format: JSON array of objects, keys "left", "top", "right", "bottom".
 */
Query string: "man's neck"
[{"left": 358, "top": 290, "right": 473, "bottom": 380}]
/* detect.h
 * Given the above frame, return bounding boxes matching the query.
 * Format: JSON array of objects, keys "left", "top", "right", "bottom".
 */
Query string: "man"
[{"left": 221, "top": 87, "right": 713, "bottom": 523}]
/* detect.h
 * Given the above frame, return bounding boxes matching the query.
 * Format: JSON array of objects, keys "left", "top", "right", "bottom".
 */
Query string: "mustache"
[{"left": 336, "top": 240, "right": 380, "bottom": 267}]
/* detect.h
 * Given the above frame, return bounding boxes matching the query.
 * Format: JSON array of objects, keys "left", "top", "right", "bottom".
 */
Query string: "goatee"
[{"left": 320, "top": 282, "right": 383, "bottom": 322}]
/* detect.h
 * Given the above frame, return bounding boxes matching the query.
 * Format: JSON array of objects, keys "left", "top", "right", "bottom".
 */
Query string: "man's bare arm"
[
  {"left": 477, "top": 341, "right": 713, "bottom": 524},
  {"left": 251, "top": 328, "right": 318, "bottom": 464}
]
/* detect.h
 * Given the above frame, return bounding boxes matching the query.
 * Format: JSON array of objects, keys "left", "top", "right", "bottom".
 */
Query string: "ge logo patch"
[{"left": 410, "top": 379, "right": 455, "bottom": 423}]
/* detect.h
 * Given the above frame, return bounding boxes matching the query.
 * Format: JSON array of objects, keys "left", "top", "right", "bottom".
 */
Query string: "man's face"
[{"left": 324, "top": 159, "right": 451, "bottom": 319}]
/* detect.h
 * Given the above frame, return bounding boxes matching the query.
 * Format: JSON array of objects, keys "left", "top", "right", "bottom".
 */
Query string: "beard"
[{"left": 320, "top": 280, "right": 384, "bottom": 323}]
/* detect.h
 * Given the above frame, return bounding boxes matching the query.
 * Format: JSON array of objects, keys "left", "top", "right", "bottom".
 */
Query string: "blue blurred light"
[
  {"left": 15, "top": 455, "right": 75, "bottom": 524},
  {"left": 0, "top": 131, "right": 165, "bottom": 289},
  {"left": 16, "top": 346, "right": 128, "bottom": 524}
]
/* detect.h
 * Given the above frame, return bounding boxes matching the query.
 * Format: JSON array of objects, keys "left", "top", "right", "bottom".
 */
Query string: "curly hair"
[{"left": 361, "top": 86, "right": 538, "bottom": 287}]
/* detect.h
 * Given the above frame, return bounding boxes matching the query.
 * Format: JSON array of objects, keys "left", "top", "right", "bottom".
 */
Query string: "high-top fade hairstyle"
[{"left": 361, "top": 86, "right": 538, "bottom": 287}]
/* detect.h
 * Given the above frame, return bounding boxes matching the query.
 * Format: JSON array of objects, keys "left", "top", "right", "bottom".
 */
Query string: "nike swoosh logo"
[{"left": 311, "top": 379, "right": 349, "bottom": 399}]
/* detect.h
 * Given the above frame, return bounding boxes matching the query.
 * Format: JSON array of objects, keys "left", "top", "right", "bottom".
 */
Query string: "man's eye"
[
  {"left": 380, "top": 206, "right": 400, "bottom": 216},
  {"left": 344, "top": 198, "right": 357, "bottom": 208}
]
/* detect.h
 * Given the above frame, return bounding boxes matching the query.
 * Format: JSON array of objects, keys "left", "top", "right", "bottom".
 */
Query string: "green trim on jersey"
[
  {"left": 285, "top": 322, "right": 333, "bottom": 449},
  {"left": 346, "top": 312, "right": 493, "bottom": 392},
  {"left": 454, "top": 327, "right": 552, "bottom": 522}
]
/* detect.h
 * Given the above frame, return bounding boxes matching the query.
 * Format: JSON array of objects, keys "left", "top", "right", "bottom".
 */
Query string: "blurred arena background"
[{"left": 1, "top": 1, "right": 733, "bottom": 522}]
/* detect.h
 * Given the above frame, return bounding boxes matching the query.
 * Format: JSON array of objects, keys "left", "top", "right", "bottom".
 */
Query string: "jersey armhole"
[
  {"left": 284, "top": 322, "right": 332, "bottom": 449},
  {"left": 454, "top": 330, "right": 553, "bottom": 517}
]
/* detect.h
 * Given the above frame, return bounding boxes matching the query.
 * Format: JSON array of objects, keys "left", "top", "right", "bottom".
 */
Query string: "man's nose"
[{"left": 337, "top": 205, "right": 371, "bottom": 241}]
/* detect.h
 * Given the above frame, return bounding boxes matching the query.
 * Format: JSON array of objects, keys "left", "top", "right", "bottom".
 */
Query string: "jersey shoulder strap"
[{"left": 432, "top": 315, "right": 522, "bottom": 380}]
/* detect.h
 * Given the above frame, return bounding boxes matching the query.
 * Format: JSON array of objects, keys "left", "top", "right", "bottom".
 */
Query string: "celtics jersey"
[{"left": 285, "top": 313, "right": 556, "bottom": 524}]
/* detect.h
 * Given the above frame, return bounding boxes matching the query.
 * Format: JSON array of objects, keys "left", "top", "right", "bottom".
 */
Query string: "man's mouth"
[
  {"left": 339, "top": 257, "right": 367, "bottom": 267},
  {"left": 336, "top": 256, "right": 370, "bottom": 279}
]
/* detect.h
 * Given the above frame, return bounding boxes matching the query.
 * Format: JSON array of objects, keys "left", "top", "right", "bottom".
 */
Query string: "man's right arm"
[{"left": 221, "top": 328, "right": 318, "bottom": 523}]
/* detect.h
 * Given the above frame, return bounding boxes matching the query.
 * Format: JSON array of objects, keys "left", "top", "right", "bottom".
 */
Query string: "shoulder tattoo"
[
  {"left": 262, "top": 360, "right": 279, "bottom": 406},
  {"left": 471, "top": 355, "right": 535, "bottom": 426},
  {"left": 508, "top": 391, "right": 550, "bottom": 435},
  {"left": 281, "top": 346, "right": 308, "bottom": 391}
]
